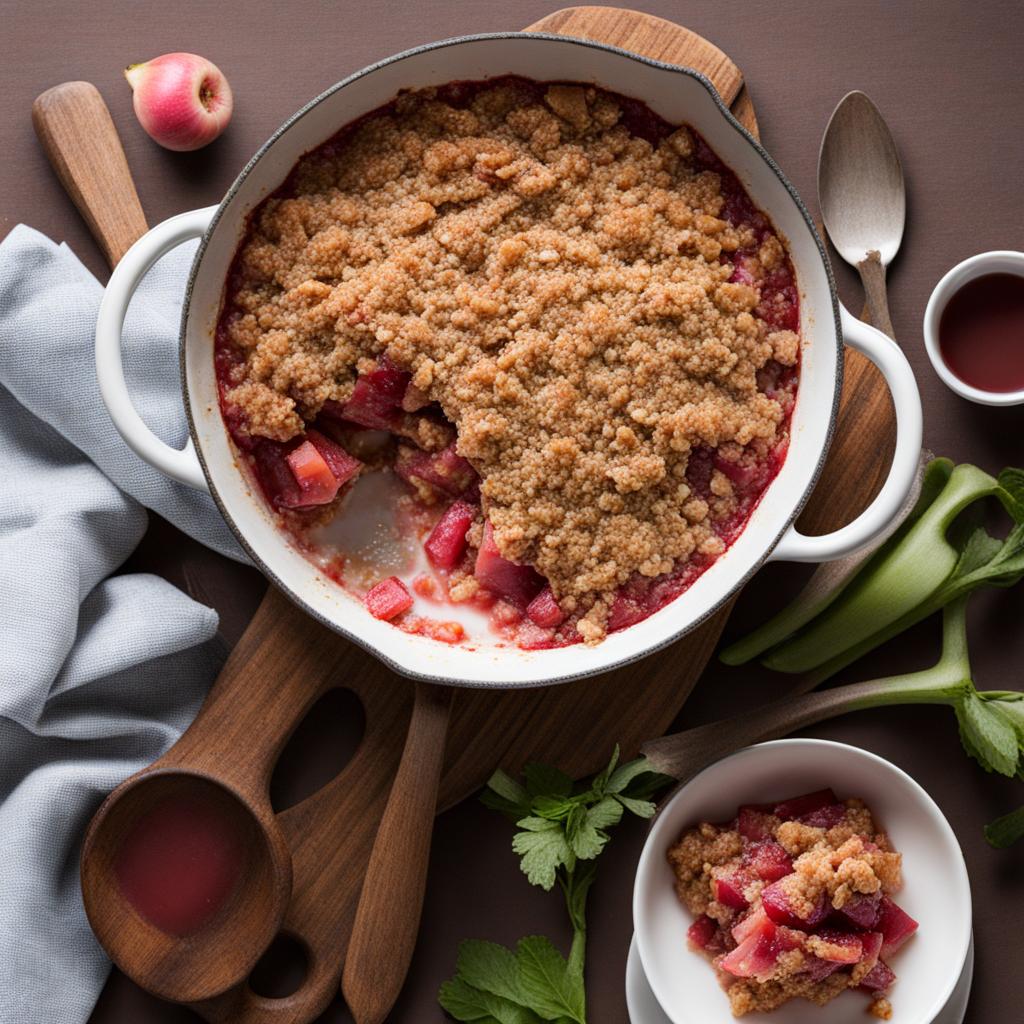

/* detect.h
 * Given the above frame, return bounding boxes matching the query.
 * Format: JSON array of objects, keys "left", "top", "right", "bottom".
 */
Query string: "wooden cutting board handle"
[{"left": 33, "top": 82, "right": 149, "bottom": 269}]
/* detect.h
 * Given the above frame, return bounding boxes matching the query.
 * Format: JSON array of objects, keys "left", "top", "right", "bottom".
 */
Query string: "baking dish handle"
[
  {"left": 95, "top": 206, "right": 218, "bottom": 491},
  {"left": 770, "top": 305, "right": 922, "bottom": 563}
]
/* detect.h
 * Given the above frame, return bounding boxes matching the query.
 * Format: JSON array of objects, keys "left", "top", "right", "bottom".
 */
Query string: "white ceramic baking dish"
[{"left": 95, "top": 34, "right": 922, "bottom": 687}]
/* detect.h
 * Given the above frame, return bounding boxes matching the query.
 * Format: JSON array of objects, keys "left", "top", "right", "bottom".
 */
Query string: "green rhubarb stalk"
[
  {"left": 644, "top": 596, "right": 1024, "bottom": 846},
  {"left": 645, "top": 597, "right": 974, "bottom": 780},
  {"left": 721, "top": 461, "right": 1020, "bottom": 676},
  {"left": 719, "top": 456, "right": 952, "bottom": 667}
]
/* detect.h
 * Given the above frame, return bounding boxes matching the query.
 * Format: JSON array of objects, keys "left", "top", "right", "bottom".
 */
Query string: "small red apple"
[{"left": 124, "top": 52, "right": 233, "bottom": 152}]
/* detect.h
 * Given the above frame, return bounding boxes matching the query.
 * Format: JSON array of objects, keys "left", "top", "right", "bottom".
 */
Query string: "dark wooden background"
[{"left": 2, "top": 1, "right": 1022, "bottom": 1021}]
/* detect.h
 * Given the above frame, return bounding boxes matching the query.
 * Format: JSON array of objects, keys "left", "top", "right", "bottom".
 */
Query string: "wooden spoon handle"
[
  {"left": 161, "top": 587, "right": 350, "bottom": 797},
  {"left": 32, "top": 81, "right": 148, "bottom": 269},
  {"left": 342, "top": 682, "right": 453, "bottom": 1024},
  {"left": 856, "top": 250, "right": 896, "bottom": 340}
]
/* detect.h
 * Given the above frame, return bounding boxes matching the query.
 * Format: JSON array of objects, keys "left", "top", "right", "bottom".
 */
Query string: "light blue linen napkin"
[{"left": 0, "top": 225, "right": 246, "bottom": 1023}]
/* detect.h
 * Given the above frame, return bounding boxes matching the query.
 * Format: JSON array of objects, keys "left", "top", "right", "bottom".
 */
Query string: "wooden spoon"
[
  {"left": 817, "top": 90, "right": 906, "bottom": 340},
  {"left": 34, "top": 81, "right": 294, "bottom": 1006}
]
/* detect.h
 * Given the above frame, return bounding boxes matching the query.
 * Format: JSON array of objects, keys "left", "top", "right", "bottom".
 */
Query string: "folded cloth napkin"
[{"left": 0, "top": 225, "right": 247, "bottom": 1024}]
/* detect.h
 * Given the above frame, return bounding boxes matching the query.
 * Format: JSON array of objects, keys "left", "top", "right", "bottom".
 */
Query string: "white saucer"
[{"left": 626, "top": 933, "right": 974, "bottom": 1024}]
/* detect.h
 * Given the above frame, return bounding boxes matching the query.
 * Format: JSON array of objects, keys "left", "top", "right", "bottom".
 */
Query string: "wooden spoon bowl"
[{"left": 81, "top": 768, "right": 292, "bottom": 1004}]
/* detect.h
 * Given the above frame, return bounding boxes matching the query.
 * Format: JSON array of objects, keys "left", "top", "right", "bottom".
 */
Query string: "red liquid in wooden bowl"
[
  {"left": 114, "top": 793, "right": 246, "bottom": 935},
  {"left": 938, "top": 272, "right": 1024, "bottom": 393}
]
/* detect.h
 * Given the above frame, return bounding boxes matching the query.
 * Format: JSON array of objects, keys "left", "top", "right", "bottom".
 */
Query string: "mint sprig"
[{"left": 440, "top": 749, "right": 672, "bottom": 1023}]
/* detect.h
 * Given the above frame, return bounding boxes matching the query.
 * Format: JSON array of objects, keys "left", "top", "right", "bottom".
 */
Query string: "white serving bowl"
[{"left": 633, "top": 738, "right": 972, "bottom": 1024}]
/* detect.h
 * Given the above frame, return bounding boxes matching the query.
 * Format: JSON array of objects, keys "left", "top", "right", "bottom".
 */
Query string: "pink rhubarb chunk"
[
  {"left": 251, "top": 440, "right": 301, "bottom": 509},
  {"left": 859, "top": 959, "right": 896, "bottom": 994},
  {"left": 773, "top": 789, "right": 838, "bottom": 820},
  {"left": 364, "top": 577, "right": 413, "bottom": 621},
  {"left": 306, "top": 429, "right": 362, "bottom": 485},
  {"left": 812, "top": 929, "right": 863, "bottom": 964},
  {"left": 687, "top": 914, "right": 719, "bottom": 950},
  {"left": 719, "top": 916, "right": 801, "bottom": 980},
  {"left": 424, "top": 500, "right": 476, "bottom": 570},
  {"left": 737, "top": 805, "right": 777, "bottom": 841},
  {"left": 474, "top": 522, "right": 543, "bottom": 609},
  {"left": 336, "top": 359, "right": 411, "bottom": 430},
  {"left": 876, "top": 896, "right": 919, "bottom": 956},
  {"left": 761, "top": 880, "right": 828, "bottom": 929},
  {"left": 286, "top": 441, "right": 340, "bottom": 506},
  {"left": 526, "top": 588, "right": 566, "bottom": 629},
  {"left": 396, "top": 443, "right": 478, "bottom": 498},
  {"left": 279, "top": 429, "right": 362, "bottom": 509},
  {"left": 712, "top": 870, "right": 751, "bottom": 910},
  {"left": 858, "top": 931, "right": 884, "bottom": 974},
  {"left": 744, "top": 841, "right": 793, "bottom": 882},
  {"left": 835, "top": 892, "right": 882, "bottom": 930},
  {"left": 799, "top": 803, "right": 849, "bottom": 829}
]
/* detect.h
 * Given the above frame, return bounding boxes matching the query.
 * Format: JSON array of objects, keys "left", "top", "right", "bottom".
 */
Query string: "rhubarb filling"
[
  {"left": 668, "top": 789, "right": 918, "bottom": 1020},
  {"left": 214, "top": 77, "right": 800, "bottom": 647}
]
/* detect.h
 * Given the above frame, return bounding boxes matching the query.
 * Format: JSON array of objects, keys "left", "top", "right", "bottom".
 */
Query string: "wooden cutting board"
[{"left": 67, "top": 8, "right": 895, "bottom": 1023}]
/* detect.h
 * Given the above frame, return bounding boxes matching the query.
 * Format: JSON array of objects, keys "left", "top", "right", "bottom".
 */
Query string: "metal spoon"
[{"left": 817, "top": 90, "right": 906, "bottom": 339}]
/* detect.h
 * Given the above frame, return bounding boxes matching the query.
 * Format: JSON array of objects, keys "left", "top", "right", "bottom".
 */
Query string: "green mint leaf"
[
  {"left": 956, "top": 693, "right": 1020, "bottom": 777},
  {"left": 516, "top": 936, "right": 586, "bottom": 1024},
  {"left": 454, "top": 940, "right": 530, "bottom": 1006},
  {"left": 524, "top": 763, "right": 574, "bottom": 799},
  {"left": 614, "top": 793, "right": 658, "bottom": 818},
  {"left": 439, "top": 976, "right": 542, "bottom": 1024},
  {"left": 985, "top": 804, "right": 1024, "bottom": 848},
  {"left": 512, "top": 827, "right": 573, "bottom": 890},
  {"left": 997, "top": 467, "right": 1024, "bottom": 523}
]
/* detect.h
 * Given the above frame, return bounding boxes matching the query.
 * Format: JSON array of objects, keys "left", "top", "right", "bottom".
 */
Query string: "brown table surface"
[{"left": 3, "top": 1, "right": 1023, "bottom": 1021}]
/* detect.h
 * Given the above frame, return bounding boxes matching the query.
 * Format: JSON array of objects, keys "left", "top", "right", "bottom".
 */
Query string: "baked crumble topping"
[
  {"left": 217, "top": 77, "right": 800, "bottom": 640},
  {"left": 668, "top": 789, "right": 916, "bottom": 1018}
]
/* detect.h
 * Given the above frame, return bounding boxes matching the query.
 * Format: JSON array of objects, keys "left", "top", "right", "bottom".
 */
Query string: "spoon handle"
[
  {"left": 32, "top": 82, "right": 148, "bottom": 269},
  {"left": 856, "top": 250, "right": 897, "bottom": 340},
  {"left": 342, "top": 682, "right": 453, "bottom": 1024}
]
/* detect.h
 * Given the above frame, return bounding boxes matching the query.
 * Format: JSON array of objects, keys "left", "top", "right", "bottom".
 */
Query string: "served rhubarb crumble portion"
[
  {"left": 668, "top": 789, "right": 917, "bottom": 1019},
  {"left": 216, "top": 77, "right": 800, "bottom": 645}
]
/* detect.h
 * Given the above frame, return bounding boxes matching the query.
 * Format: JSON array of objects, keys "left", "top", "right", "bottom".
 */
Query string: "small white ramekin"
[
  {"left": 633, "top": 738, "right": 972, "bottom": 1024},
  {"left": 923, "top": 250, "right": 1024, "bottom": 406}
]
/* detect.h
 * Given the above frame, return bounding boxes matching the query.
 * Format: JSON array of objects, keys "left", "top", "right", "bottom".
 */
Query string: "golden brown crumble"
[{"left": 220, "top": 79, "right": 799, "bottom": 637}]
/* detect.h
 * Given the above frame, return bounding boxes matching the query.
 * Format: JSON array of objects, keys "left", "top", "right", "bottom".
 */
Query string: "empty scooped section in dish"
[{"left": 305, "top": 469, "right": 495, "bottom": 645}]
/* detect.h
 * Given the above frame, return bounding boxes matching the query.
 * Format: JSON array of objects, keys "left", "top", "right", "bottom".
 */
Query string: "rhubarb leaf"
[
  {"left": 955, "top": 693, "right": 1020, "bottom": 777},
  {"left": 985, "top": 805, "right": 1024, "bottom": 849},
  {"left": 516, "top": 936, "right": 586, "bottom": 1023}
]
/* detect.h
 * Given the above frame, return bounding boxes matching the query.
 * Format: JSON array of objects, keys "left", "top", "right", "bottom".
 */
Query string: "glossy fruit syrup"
[
  {"left": 939, "top": 272, "right": 1024, "bottom": 393},
  {"left": 114, "top": 792, "right": 246, "bottom": 935}
]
